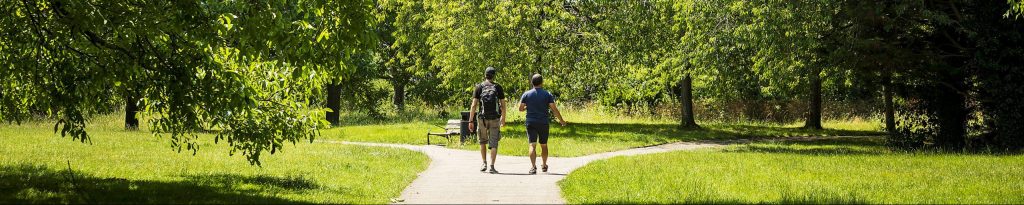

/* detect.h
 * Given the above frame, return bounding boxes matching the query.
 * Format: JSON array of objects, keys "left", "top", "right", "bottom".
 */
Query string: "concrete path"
[{"left": 325, "top": 141, "right": 725, "bottom": 204}]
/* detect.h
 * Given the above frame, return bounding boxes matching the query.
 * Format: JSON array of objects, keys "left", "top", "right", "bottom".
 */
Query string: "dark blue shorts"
[{"left": 527, "top": 123, "right": 550, "bottom": 144}]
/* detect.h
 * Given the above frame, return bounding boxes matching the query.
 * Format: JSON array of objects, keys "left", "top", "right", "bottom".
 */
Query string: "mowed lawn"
[
  {"left": 321, "top": 108, "right": 884, "bottom": 157},
  {"left": 0, "top": 115, "right": 429, "bottom": 204},
  {"left": 560, "top": 137, "right": 1024, "bottom": 204}
]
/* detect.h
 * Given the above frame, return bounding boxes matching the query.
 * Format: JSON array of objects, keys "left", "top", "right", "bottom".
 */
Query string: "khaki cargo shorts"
[{"left": 477, "top": 118, "right": 502, "bottom": 149}]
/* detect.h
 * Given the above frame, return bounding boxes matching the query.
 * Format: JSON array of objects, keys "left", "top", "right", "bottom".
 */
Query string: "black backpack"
[{"left": 479, "top": 82, "right": 501, "bottom": 119}]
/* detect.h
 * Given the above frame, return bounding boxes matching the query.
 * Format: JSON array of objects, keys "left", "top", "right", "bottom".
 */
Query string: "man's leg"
[
  {"left": 529, "top": 143, "right": 537, "bottom": 168},
  {"left": 480, "top": 144, "right": 487, "bottom": 162},
  {"left": 490, "top": 147, "right": 498, "bottom": 165},
  {"left": 527, "top": 124, "right": 539, "bottom": 169},
  {"left": 540, "top": 123, "right": 550, "bottom": 169},
  {"left": 478, "top": 120, "right": 488, "bottom": 163},
  {"left": 478, "top": 120, "right": 489, "bottom": 172},
  {"left": 541, "top": 144, "right": 548, "bottom": 167},
  {"left": 487, "top": 119, "right": 501, "bottom": 173}
]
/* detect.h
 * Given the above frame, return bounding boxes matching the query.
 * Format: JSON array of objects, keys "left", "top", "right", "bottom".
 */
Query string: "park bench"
[{"left": 426, "top": 111, "right": 475, "bottom": 145}]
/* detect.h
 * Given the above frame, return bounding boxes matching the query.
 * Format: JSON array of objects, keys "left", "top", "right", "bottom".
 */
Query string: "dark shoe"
[
  {"left": 529, "top": 167, "right": 537, "bottom": 175},
  {"left": 488, "top": 165, "right": 499, "bottom": 174},
  {"left": 480, "top": 163, "right": 488, "bottom": 172},
  {"left": 542, "top": 164, "right": 548, "bottom": 172}
]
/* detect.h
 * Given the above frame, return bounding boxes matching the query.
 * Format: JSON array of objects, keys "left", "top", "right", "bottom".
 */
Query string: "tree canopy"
[{"left": 2, "top": 0, "right": 1023, "bottom": 164}]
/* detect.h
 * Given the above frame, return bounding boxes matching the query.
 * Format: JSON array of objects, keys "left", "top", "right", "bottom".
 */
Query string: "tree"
[
  {"left": 591, "top": 1, "right": 678, "bottom": 117},
  {"left": 832, "top": 0, "right": 1024, "bottom": 150},
  {"left": 424, "top": 1, "right": 608, "bottom": 107},
  {"left": 374, "top": 0, "right": 435, "bottom": 112},
  {"left": 0, "top": 0, "right": 375, "bottom": 165},
  {"left": 831, "top": 1, "right": 924, "bottom": 136},
  {"left": 221, "top": 0, "right": 376, "bottom": 126},
  {"left": 1010, "top": 0, "right": 1024, "bottom": 18}
]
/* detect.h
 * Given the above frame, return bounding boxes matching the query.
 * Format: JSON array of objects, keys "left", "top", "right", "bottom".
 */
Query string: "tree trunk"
[
  {"left": 679, "top": 74, "right": 700, "bottom": 129},
  {"left": 882, "top": 71, "right": 896, "bottom": 135},
  {"left": 805, "top": 66, "right": 823, "bottom": 129},
  {"left": 124, "top": 92, "right": 139, "bottom": 130},
  {"left": 393, "top": 82, "right": 406, "bottom": 112},
  {"left": 326, "top": 81, "right": 341, "bottom": 126},
  {"left": 934, "top": 75, "right": 969, "bottom": 150}
]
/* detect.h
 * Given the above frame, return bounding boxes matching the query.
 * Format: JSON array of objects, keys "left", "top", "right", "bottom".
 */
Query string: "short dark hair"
[
  {"left": 531, "top": 74, "right": 543, "bottom": 86},
  {"left": 485, "top": 67, "right": 497, "bottom": 80}
]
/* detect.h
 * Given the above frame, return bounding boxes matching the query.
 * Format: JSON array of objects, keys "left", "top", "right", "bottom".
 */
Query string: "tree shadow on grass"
[
  {"left": 527, "top": 122, "right": 883, "bottom": 143},
  {"left": 0, "top": 164, "right": 316, "bottom": 204},
  {"left": 722, "top": 136, "right": 891, "bottom": 156},
  {"left": 707, "top": 124, "right": 884, "bottom": 138},
  {"left": 505, "top": 122, "right": 891, "bottom": 156},
  {"left": 729, "top": 145, "right": 888, "bottom": 155},
  {"left": 182, "top": 174, "right": 320, "bottom": 191}
]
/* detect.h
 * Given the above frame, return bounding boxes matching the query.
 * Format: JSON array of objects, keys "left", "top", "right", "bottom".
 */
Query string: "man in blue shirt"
[{"left": 518, "top": 74, "right": 567, "bottom": 175}]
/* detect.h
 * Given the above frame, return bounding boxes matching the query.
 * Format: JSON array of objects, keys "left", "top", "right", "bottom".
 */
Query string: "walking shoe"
[
  {"left": 480, "top": 162, "right": 488, "bottom": 172},
  {"left": 529, "top": 167, "right": 537, "bottom": 175},
  {"left": 488, "top": 165, "right": 499, "bottom": 174},
  {"left": 542, "top": 164, "right": 548, "bottom": 172}
]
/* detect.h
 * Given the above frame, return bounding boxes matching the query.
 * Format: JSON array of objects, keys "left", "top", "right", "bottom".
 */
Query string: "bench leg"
[{"left": 426, "top": 133, "right": 430, "bottom": 145}]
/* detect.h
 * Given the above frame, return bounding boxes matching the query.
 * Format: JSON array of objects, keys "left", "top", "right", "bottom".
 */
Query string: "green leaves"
[
  {"left": 219, "top": 13, "right": 235, "bottom": 31},
  {"left": 316, "top": 29, "right": 330, "bottom": 43},
  {"left": 0, "top": 0, "right": 370, "bottom": 165},
  {"left": 1008, "top": 0, "right": 1024, "bottom": 18}
]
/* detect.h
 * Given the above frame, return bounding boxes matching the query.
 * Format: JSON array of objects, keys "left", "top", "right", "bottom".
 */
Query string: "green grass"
[
  {"left": 0, "top": 115, "right": 430, "bottom": 204},
  {"left": 322, "top": 108, "right": 884, "bottom": 157},
  {"left": 559, "top": 137, "right": 1024, "bottom": 204}
]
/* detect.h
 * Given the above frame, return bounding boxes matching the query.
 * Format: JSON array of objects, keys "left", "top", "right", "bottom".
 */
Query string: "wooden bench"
[{"left": 426, "top": 119, "right": 463, "bottom": 145}]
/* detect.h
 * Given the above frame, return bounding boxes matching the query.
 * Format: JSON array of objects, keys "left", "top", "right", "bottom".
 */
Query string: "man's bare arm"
[
  {"left": 549, "top": 103, "right": 566, "bottom": 126},
  {"left": 470, "top": 99, "right": 479, "bottom": 120},
  {"left": 499, "top": 99, "right": 507, "bottom": 127},
  {"left": 469, "top": 99, "right": 479, "bottom": 131}
]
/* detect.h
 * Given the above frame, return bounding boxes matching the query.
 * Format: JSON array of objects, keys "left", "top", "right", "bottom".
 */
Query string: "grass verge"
[
  {"left": 0, "top": 115, "right": 429, "bottom": 204},
  {"left": 559, "top": 137, "right": 1024, "bottom": 204}
]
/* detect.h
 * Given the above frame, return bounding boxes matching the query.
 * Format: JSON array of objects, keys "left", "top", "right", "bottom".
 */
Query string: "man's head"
[
  {"left": 484, "top": 67, "right": 497, "bottom": 80},
  {"left": 531, "top": 74, "right": 543, "bottom": 87}
]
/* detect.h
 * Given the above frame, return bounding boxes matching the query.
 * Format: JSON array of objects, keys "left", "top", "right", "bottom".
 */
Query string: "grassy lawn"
[
  {"left": 0, "top": 115, "right": 429, "bottom": 204},
  {"left": 560, "top": 137, "right": 1024, "bottom": 204},
  {"left": 321, "top": 108, "right": 884, "bottom": 157}
]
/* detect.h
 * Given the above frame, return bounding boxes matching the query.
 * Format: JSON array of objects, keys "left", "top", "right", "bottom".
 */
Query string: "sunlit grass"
[
  {"left": 559, "top": 137, "right": 1024, "bottom": 204},
  {"left": 0, "top": 114, "right": 429, "bottom": 204}
]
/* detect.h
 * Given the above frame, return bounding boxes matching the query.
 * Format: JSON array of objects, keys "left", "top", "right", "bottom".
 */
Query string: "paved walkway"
[{"left": 324, "top": 141, "right": 725, "bottom": 204}]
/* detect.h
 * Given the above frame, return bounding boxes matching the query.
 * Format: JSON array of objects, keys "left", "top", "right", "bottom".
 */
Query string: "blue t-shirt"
[{"left": 520, "top": 88, "right": 555, "bottom": 125}]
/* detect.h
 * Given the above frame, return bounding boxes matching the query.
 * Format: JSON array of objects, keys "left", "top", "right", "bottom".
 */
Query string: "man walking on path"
[
  {"left": 469, "top": 67, "right": 507, "bottom": 174},
  {"left": 518, "top": 74, "right": 567, "bottom": 175}
]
